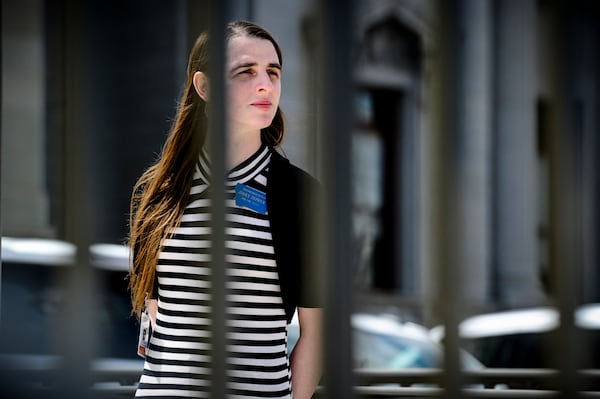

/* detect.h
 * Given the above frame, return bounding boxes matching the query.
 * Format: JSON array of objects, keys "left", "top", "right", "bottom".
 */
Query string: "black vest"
[{"left": 266, "top": 150, "right": 322, "bottom": 323}]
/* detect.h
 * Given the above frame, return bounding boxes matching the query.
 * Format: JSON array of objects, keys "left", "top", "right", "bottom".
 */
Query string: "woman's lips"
[{"left": 251, "top": 100, "right": 272, "bottom": 110}]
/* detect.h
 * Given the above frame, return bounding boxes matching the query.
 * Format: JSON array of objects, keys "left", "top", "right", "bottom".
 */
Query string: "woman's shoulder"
[{"left": 269, "top": 148, "right": 319, "bottom": 187}]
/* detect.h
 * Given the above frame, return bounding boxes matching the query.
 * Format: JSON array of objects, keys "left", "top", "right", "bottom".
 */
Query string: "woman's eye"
[{"left": 235, "top": 69, "right": 252, "bottom": 77}]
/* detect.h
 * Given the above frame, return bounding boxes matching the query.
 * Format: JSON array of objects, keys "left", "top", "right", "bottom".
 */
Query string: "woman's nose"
[{"left": 256, "top": 71, "right": 273, "bottom": 92}]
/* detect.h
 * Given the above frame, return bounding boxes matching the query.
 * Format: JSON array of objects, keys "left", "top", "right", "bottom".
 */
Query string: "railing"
[{"left": 2, "top": 357, "right": 599, "bottom": 399}]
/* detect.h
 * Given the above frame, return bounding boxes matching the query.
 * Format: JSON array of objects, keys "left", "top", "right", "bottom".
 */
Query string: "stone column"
[
  {"left": 493, "top": 0, "right": 545, "bottom": 306},
  {"left": 1, "top": 0, "right": 51, "bottom": 237},
  {"left": 453, "top": 0, "right": 494, "bottom": 309},
  {"left": 422, "top": 0, "right": 494, "bottom": 324}
]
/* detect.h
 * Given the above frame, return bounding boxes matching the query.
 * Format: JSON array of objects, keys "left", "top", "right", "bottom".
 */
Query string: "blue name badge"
[{"left": 235, "top": 183, "right": 267, "bottom": 214}]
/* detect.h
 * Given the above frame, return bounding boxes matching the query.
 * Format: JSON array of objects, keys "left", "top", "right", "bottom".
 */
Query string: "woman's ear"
[{"left": 193, "top": 71, "right": 209, "bottom": 101}]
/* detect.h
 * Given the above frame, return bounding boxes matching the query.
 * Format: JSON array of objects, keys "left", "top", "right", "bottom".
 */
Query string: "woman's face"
[{"left": 226, "top": 35, "right": 281, "bottom": 136}]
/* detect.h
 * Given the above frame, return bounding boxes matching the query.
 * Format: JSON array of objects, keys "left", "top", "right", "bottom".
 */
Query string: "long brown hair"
[{"left": 128, "top": 20, "right": 285, "bottom": 317}]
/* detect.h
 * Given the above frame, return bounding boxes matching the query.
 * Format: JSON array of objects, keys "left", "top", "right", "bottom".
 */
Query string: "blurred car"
[
  {"left": 0, "top": 237, "right": 138, "bottom": 359},
  {"left": 288, "top": 312, "right": 484, "bottom": 370},
  {"left": 429, "top": 304, "right": 600, "bottom": 369}
]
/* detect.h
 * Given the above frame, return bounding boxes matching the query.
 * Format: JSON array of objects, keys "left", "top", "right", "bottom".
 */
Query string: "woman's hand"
[{"left": 146, "top": 299, "right": 158, "bottom": 330}]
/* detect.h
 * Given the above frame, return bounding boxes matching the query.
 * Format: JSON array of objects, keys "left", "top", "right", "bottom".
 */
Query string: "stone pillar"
[
  {"left": 453, "top": 0, "right": 494, "bottom": 309},
  {"left": 493, "top": 0, "right": 545, "bottom": 306},
  {"left": 1, "top": 0, "right": 51, "bottom": 237},
  {"left": 422, "top": 0, "right": 494, "bottom": 324}
]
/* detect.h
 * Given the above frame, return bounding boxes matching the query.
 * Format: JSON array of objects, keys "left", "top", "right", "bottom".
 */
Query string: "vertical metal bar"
[
  {"left": 547, "top": 1, "right": 579, "bottom": 397},
  {"left": 315, "top": 0, "right": 355, "bottom": 397},
  {"left": 56, "top": 1, "right": 95, "bottom": 397},
  {"left": 431, "top": 1, "right": 463, "bottom": 397},
  {"left": 206, "top": 1, "right": 230, "bottom": 397}
]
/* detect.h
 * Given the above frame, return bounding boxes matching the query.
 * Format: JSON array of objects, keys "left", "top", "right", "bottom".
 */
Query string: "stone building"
[{"left": 2, "top": 0, "right": 599, "bottom": 330}]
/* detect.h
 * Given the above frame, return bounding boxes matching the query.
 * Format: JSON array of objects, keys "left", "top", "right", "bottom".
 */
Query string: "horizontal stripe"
[
  {"left": 159, "top": 296, "right": 210, "bottom": 306},
  {"left": 157, "top": 314, "right": 211, "bottom": 326},
  {"left": 227, "top": 240, "right": 275, "bottom": 254},
  {"left": 180, "top": 211, "right": 210, "bottom": 221},
  {"left": 228, "top": 340, "right": 287, "bottom": 349},
  {"left": 189, "top": 184, "right": 209, "bottom": 195},
  {"left": 227, "top": 362, "right": 289, "bottom": 373},
  {"left": 159, "top": 285, "right": 210, "bottom": 295},
  {"left": 147, "top": 344, "right": 210, "bottom": 357},
  {"left": 155, "top": 258, "right": 209, "bottom": 267},
  {"left": 229, "top": 382, "right": 290, "bottom": 394},
  {"left": 157, "top": 265, "right": 210, "bottom": 275},
  {"left": 152, "top": 331, "right": 210, "bottom": 343},
  {"left": 227, "top": 332, "right": 286, "bottom": 342},
  {"left": 142, "top": 369, "right": 210, "bottom": 380},
  {"left": 228, "top": 274, "right": 280, "bottom": 285},
  {"left": 161, "top": 301, "right": 211, "bottom": 314},
  {"left": 162, "top": 238, "right": 211, "bottom": 248},
  {"left": 159, "top": 277, "right": 210, "bottom": 288},
  {"left": 227, "top": 270, "right": 279, "bottom": 282},
  {"left": 226, "top": 254, "right": 276, "bottom": 267},
  {"left": 228, "top": 307, "right": 285, "bottom": 316},
  {"left": 226, "top": 227, "right": 272, "bottom": 240},
  {"left": 153, "top": 326, "right": 211, "bottom": 339},
  {"left": 136, "top": 388, "right": 209, "bottom": 398},
  {"left": 227, "top": 212, "right": 270, "bottom": 226},
  {"left": 150, "top": 337, "right": 211, "bottom": 350},
  {"left": 139, "top": 375, "right": 209, "bottom": 387},
  {"left": 228, "top": 368, "right": 289, "bottom": 380},
  {"left": 158, "top": 252, "right": 211, "bottom": 261},
  {"left": 158, "top": 290, "right": 210, "bottom": 301},
  {"left": 168, "top": 226, "right": 211, "bottom": 235},
  {"left": 142, "top": 361, "right": 211, "bottom": 375},
  {"left": 227, "top": 358, "right": 289, "bottom": 370}
]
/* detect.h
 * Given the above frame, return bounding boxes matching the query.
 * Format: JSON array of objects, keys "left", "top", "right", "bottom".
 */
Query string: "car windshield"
[{"left": 353, "top": 329, "right": 441, "bottom": 369}]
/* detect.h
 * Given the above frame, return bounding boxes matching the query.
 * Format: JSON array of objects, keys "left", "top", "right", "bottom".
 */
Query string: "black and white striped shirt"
[{"left": 135, "top": 145, "right": 291, "bottom": 398}]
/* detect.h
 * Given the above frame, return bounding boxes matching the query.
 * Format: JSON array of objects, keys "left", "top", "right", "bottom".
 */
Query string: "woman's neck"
[
  {"left": 204, "top": 129, "right": 262, "bottom": 170},
  {"left": 227, "top": 131, "right": 262, "bottom": 169}
]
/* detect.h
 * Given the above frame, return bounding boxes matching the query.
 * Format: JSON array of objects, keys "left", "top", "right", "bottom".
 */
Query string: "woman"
[{"left": 128, "top": 21, "right": 322, "bottom": 399}]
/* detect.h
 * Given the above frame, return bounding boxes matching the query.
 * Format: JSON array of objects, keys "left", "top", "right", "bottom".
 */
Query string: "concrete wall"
[{"left": 1, "top": 0, "right": 51, "bottom": 237}]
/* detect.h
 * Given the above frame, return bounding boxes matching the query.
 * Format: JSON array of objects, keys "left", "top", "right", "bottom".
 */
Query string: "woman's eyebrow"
[
  {"left": 229, "top": 62, "right": 281, "bottom": 74},
  {"left": 230, "top": 62, "right": 256, "bottom": 73}
]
